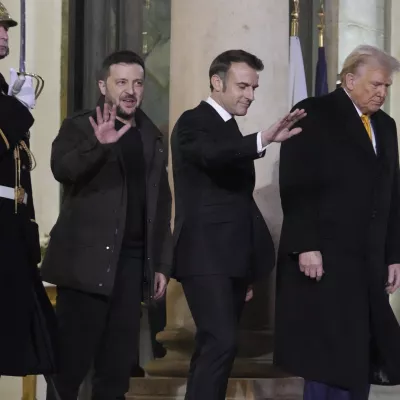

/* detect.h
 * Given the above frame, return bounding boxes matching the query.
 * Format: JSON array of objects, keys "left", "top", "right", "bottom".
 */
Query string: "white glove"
[{"left": 8, "top": 68, "right": 36, "bottom": 109}]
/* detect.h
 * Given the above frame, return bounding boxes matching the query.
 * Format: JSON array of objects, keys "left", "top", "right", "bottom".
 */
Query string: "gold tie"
[{"left": 360, "top": 114, "right": 372, "bottom": 142}]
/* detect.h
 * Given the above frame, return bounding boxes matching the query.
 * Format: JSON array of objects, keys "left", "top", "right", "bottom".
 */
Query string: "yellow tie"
[{"left": 360, "top": 114, "right": 373, "bottom": 142}]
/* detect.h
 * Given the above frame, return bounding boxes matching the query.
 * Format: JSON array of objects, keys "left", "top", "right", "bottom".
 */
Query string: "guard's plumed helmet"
[{"left": 0, "top": 2, "right": 17, "bottom": 28}]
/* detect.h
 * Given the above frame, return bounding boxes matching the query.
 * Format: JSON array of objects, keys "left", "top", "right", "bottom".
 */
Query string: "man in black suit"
[
  {"left": 275, "top": 45, "right": 400, "bottom": 400},
  {"left": 171, "top": 49, "right": 305, "bottom": 400}
]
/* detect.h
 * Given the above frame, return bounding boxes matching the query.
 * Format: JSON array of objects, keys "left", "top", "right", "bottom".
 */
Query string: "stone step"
[{"left": 127, "top": 377, "right": 304, "bottom": 400}]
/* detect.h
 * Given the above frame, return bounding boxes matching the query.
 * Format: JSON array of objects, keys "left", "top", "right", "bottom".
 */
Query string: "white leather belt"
[{"left": 0, "top": 185, "right": 28, "bottom": 205}]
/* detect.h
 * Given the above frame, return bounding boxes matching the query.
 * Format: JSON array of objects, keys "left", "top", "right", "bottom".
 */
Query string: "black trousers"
[
  {"left": 130, "top": 297, "right": 166, "bottom": 377},
  {"left": 181, "top": 275, "right": 247, "bottom": 400},
  {"left": 148, "top": 297, "right": 167, "bottom": 358},
  {"left": 46, "top": 254, "right": 143, "bottom": 400}
]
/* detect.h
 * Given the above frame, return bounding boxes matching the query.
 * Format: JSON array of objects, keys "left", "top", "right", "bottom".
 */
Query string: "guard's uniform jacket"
[{"left": 0, "top": 73, "right": 57, "bottom": 376}]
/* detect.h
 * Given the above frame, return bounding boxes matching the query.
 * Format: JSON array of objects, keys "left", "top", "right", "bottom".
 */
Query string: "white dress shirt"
[
  {"left": 344, "top": 90, "right": 377, "bottom": 154},
  {"left": 206, "top": 97, "right": 268, "bottom": 156}
]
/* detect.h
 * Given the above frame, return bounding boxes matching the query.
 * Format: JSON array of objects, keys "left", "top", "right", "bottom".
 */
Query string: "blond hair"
[{"left": 340, "top": 45, "right": 400, "bottom": 84}]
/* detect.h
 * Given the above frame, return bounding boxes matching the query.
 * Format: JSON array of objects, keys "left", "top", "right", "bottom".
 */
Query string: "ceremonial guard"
[{"left": 0, "top": 2, "right": 57, "bottom": 378}]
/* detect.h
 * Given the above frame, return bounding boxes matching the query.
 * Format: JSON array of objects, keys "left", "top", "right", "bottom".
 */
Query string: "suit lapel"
[
  {"left": 199, "top": 101, "right": 243, "bottom": 139},
  {"left": 198, "top": 101, "right": 255, "bottom": 184},
  {"left": 346, "top": 112, "right": 377, "bottom": 160},
  {"left": 332, "top": 89, "right": 377, "bottom": 162},
  {"left": 371, "top": 112, "right": 389, "bottom": 168},
  {"left": 224, "top": 117, "right": 243, "bottom": 138}
]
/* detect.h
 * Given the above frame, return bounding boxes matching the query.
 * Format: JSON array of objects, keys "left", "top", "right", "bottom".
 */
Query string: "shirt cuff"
[{"left": 257, "top": 132, "right": 270, "bottom": 156}]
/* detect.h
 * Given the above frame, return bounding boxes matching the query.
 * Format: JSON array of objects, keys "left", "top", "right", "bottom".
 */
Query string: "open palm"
[
  {"left": 89, "top": 103, "right": 131, "bottom": 144},
  {"left": 263, "top": 108, "right": 307, "bottom": 143}
]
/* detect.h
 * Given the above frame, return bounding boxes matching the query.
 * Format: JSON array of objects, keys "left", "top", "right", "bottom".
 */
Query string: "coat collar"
[
  {"left": 331, "top": 88, "right": 379, "bottom": 162},
  {"left": 199, "top": 100, "right": 231, "bottom": 125},
  {"left": 205, "top": 96, "right": 232, "bottom": 122},
  {"left": 136, "top": 108, "right": 163, "bottom": 176}
]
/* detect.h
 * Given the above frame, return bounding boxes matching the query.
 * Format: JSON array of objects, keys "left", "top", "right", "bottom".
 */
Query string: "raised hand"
[
  {"left": 261, "top": 108, "right": 307, "bottom": 146},
  {"left": 89, "top": 103, "right": 131, "bottom": 144},
  {"left": 8, "top": 68, "right": 36, "bottom": 109}
]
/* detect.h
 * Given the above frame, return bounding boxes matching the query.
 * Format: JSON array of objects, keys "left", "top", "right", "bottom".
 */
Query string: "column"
[
  {"left": 145, "top": 0, "right": 289, "bottom": 377},
  {"left": 27, "top": 0, "right": 63, "bottom": 237},
  {"left": 338, "top": 0, "right": 386, "bottom": 70},
  {"left": 323, "top": 0, "right": 339, "bottom": 90}
]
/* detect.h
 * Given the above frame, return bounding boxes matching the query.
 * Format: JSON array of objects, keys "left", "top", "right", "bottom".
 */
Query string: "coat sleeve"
[
  {"left": 174, "top": 111, "right": 261, "bottom": 169},
  {"left": 0, "top": 95, "right": 34, "bottom": 160},
  {"left": 51, "top": 116, "right": 112, "bottom": 185},
  {"left": 279, "top": 103, "right": 322, "bottom": 254},
  {"left": 385, "top": 119, "right": 400, "bottom": 265}
]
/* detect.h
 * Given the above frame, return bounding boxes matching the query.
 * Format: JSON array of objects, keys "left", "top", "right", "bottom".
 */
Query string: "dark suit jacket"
[
  {"left": 275, "top": 88, "right": 400, "bottom": 388},
  {"left": 171, "top": 101, "right": 275, "bottom": 281}
]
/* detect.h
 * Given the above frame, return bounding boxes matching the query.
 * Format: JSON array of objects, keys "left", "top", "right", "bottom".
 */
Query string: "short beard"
[
  {"left": 116, "top": 104, "right": 135, "bottom": 120},
  {"left": 104, "top": 95, "right": 136, "bottom": 121}
]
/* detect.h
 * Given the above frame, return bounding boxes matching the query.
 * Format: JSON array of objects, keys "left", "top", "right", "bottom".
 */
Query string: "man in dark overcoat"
[
  {"left": 0, "top": 3, "right": 57, "bottom": 378},
  {"left": 275, "top": 44, "right": 400, "bottom": 400}
]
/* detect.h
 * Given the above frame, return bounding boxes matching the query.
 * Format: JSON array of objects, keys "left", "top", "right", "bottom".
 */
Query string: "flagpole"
[
  {"left": 317, "top": 2, "right": 325, "bottom": 48},
  {"left": 315, "top": 1, "right": 329, "bottom": 96},
  {"left": 289, "top": 0, "right": 307, "bottom": 106},
  {"left": 291, "top": 0, "right": 300, "bottom": 37}
]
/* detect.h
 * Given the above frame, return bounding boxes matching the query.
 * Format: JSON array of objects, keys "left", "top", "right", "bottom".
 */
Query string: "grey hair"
[{"left": 339, "top": 45, "right": 400, "bottom": 84}]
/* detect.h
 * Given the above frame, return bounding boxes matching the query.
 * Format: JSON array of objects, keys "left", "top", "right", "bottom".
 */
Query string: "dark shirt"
[{"left": 115, "top": 120, "right": 146, "bottom": 252}]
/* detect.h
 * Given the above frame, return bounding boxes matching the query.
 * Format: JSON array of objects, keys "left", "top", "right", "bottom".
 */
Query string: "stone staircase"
[{"left": 127, "top": 377, "right": 304, "bottom": 400}]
